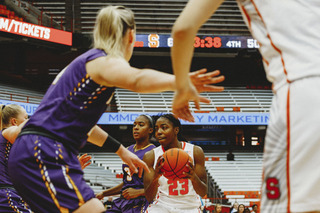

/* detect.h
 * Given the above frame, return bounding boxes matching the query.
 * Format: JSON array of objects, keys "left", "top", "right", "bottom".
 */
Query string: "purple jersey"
[
  {"left": 0, "top": 131, "right": 12, "bottom": 186},
  {"left": 24, "top": 49, "right": 115, "bottom": 153},
  {"left": 121, "top": 144, "right": 155, "bottom": 192}
]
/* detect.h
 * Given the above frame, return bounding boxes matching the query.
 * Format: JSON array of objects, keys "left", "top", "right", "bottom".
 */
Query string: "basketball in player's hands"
[{"left": 160, "top": 148, "right": 192, "bottom": 180}]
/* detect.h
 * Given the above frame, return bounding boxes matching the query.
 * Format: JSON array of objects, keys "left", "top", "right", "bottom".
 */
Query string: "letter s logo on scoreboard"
[{"left": 148, "top": 34, "right": 159, "bottom": 48}]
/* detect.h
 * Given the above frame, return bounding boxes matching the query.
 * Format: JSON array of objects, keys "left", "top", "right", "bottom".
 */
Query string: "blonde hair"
[
  {"left": 93, "top": 5, "right": 135, "bottom": 57},
  {"left": 0, "top": 104, "right": 24, "bottom": 130}
]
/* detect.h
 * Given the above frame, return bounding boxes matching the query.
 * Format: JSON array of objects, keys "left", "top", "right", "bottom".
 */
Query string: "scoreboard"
[{"left": 135, "top": 34, "right": 259, "bottom": 49}]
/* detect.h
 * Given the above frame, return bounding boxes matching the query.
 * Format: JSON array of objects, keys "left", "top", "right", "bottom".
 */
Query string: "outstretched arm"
[{"left": 171, "top": 0, "right": 225, "bottom": 121}]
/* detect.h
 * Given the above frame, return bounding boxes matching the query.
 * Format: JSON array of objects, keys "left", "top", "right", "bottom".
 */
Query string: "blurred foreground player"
[
  {"left": 144, "top": 114, "right": 207, "bottom": 213},
  {"left": 97, "top": 115, "right": 156, "bottom": 213},
  {"left": 171, "top": 0, "right": 320, "bottom": 212},
  {"left": 0, "top": 104, "right": 30, "bottom": 212},
  {"left": 8, "top": 5, "right": 222, "bottom": 213}
]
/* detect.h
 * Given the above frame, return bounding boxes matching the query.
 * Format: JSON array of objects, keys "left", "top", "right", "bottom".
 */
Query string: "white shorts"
[
  {"left": 146, "top": 201, "right": 201, "bottom": 213},
  {"left": 261, "top": 77, "right": 320, "bottom": 213}
]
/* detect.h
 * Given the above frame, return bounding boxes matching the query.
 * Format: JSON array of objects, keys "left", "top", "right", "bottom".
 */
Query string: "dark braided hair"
[{"left": 156, "top": 114, "right": 187, "bottom": 141}]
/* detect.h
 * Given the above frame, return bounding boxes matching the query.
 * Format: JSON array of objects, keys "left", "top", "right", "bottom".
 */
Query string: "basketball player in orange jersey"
[
  {"left": 171, "top": 0, "right": 320, "bottom": 212},
  {"left": 143, "top": 114, "right": 207, "bottom": 213}
]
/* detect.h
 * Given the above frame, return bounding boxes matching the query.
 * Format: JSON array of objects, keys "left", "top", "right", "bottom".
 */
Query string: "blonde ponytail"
[{"left": 93, "top": 6, "right": 135, "bottom": 57}]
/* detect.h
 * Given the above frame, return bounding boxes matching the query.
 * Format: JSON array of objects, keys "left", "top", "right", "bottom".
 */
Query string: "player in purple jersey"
[
  {"left": 8, "top": 5, "right": 223, "bottom": 213},
  {"left": 96, "top": 115, "right": 156, "bottom": 213},
  {"left": 0, "top": 104, "right": 31, "bottom": 213}
]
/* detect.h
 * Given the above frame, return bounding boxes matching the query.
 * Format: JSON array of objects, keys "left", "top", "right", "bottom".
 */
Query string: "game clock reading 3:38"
[{"left": 194, "top": 36, "right": 222, "bottom": 48}]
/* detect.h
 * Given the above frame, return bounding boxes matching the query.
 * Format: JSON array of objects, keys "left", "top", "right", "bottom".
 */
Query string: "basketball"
[{"left": 161, "top": 148, "right": 192, "bottom": 180}]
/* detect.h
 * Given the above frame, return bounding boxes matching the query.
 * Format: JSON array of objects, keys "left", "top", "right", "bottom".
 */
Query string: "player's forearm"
[
  {"left": 171, "top": 28, "right": 195, "bottom": 90},
  {"left": 87, "top": 125, "right": 107, "bottom": 147},
  {"left": 135, "top": 188, "right": 145, "bottom": 197},
  {"left": 3, "top": 119, "right": 28, "bottom": 144},
  {"left": 132, "top": 68, "right": 176, "bottom": 93},
  {"left": 144, "top": 176, "right": 160, "bottom": 202},
  {"left": 191, "top": 175, "right": 208, "bottom": 197},
  {"left": 102, "top": 183, "right": 124, "bottom": 197}
]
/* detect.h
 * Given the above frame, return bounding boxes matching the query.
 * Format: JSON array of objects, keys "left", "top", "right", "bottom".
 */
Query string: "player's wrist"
[{"left": 103, "top": 135, "right": 121, "bottom": 152}]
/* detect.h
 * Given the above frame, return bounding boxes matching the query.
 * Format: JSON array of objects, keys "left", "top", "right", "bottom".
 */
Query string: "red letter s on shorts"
[{"left": 266, "top": 177, "right": 280, "bottom": 199}]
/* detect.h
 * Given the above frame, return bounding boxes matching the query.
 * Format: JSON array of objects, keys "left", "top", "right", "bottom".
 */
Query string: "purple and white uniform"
[
  {"left": 8, "top": 49, "right": 115, "bottom": 213},
  {"left": 0, "top": 131, "right": 31, "bottom": 213},
  {"left": 108, "top": 144, "right": 155, "bottom": 213}
]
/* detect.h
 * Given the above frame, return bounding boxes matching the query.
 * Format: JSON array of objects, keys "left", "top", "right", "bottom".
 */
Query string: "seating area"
[
  {"left": 114, "top": 87, "right": 273, "bottom": 113},
  {"left": 0, "top": 83, "right": 44, "bottom": 104},
  {"left": 0, "top": 83, "right": 273, "bottom": 113},
  {"left": 82, "top": 162, "right": 122, "bottom": 196},
  {"left": 89, "top": 152, "right": 124, "bottom": 174},
  {"left": 29, "top": 0, "right": 250, "bottom": 35},
  {"left": 205, "top": 152, "right": 262, "bottom": 206},
  {"left": 0, "top": 4, "right": 24, "bottom": 21}
]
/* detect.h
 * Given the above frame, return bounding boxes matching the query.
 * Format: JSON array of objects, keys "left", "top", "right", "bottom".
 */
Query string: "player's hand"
[
  {"left": 189, "top": 69, "right": 225, "bottom": 93},
  {"left": 122, "top": 188, "right": 142, "bottom": 199},
  {"left": 173, "top": 69, "right": 224, "bottom": 122},
  {"left": 78, "top": 153, "right": 92, "bottom": 170},
  {"left": 172, "top": 83, "right": 207, "bottom": 122},
  {"left": 182, "top": 161, "right": 196, "bottom": 180},
  {"left": 154, "top": 156, "right": 164, "bottom": 178},
  {"left": 96, "top": 192, "right": 104, "bottom": 200},
  {"left": 116, "top": 145, "right": 150, "bottom": 178}
]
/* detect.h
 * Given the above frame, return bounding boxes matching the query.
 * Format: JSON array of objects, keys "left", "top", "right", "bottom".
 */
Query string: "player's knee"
[{"left": 74, "top": 198, "right": 105, "bottom": 213}]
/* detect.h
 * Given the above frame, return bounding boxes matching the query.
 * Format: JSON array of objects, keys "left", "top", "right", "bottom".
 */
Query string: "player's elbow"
[{"left": 172, "top": 23, "right": 196, "bottom": 40}]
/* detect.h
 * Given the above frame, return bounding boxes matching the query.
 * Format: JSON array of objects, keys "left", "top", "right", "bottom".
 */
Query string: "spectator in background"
[
  {"left": 251, "top": 204, "right": 258, "bottom": 213},
  {"left": 214, "top": 203, "right": 222, "bottom": 213},
  {"left": 227, "top": 150, "right": 234, "bottom": 161},
  {"left": 237, "top": 204, "right": 245, "bottom": 213},
  {"left": 244, "top": 208, "right": 250, "bottom": 213},
  {"left": 230, "top": 202, "right": 239, "bottom": 213}
]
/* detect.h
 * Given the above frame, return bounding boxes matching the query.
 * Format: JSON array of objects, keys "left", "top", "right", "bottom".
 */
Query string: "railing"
[
  {"left": 13, "top": 0, "right": 64, "bottom": 30},
  {"left": 0, "top": 92, "right": 43, "bottom": 104}
]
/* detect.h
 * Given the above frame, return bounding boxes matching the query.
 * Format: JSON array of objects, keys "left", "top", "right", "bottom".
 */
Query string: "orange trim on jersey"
[
  {"left": 262, "top": 58, "right": 269, "bottom": 66},
  {"left": 286, "top": 87, "right": 291, "bottom": 212},
  {"left": 249, "top": 0, "right": 288, "bottom": 78},
  {"left": 182, "top": 142, "right": 186, "bottom": 150},
  {"left": 240, "top": 4, "right": 251, "bottom": 29}
]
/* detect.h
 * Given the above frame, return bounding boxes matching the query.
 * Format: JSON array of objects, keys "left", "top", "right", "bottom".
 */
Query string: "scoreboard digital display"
[{"left": 134, "top": 34, "right": 259, "bottom": 49}]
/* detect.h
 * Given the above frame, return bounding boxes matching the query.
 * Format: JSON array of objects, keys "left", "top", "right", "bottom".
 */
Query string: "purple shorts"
[
  {"left": 8, "top": 134, "right": 95, "bottom": 213},
  {"left": 107, "top": 197, "right": 148, "bottom": 213},
  {"left": 0, "top": 188, "right": 31, "bottom": 213}
]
